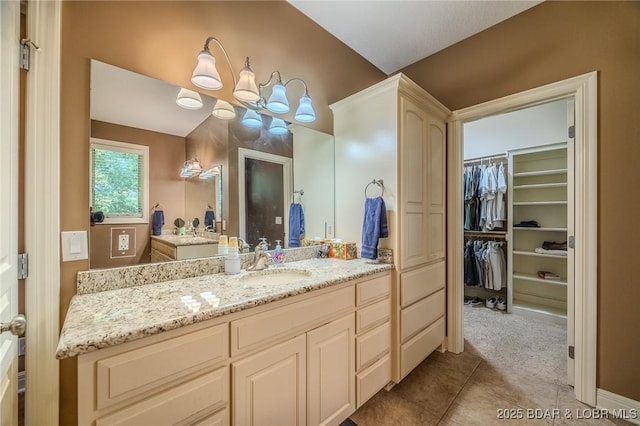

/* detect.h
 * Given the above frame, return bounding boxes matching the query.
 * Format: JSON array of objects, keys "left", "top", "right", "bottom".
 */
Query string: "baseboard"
[{"left": 596, "top": 388, "right": 640, "bottom": 425}]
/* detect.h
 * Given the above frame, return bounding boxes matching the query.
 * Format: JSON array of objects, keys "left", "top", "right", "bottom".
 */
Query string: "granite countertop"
[
  {"left": 151, "top": 234, "right": 219, "bottom": 246},
  {"left": 56, "top": 258, "right": 392, "bottom": 359}
]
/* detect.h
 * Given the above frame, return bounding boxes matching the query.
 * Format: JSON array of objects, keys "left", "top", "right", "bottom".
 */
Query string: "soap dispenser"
[{"left": 273, "top": 240, "right": 285, "bottom": 265}]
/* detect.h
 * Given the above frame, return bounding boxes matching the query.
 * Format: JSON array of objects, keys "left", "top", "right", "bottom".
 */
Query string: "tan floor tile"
[
  {"left": 350, "top": 390, "right": 440, "bottom": 426},
  {"left": 553, "top": 386, "right": 633, "bottom": 426},
  {"left": 391, "top": 348, "right": 482, "bottom": 418}
]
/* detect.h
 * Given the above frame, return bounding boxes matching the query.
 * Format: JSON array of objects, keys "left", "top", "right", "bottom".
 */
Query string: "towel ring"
[{"left": 364, "top": 179, "right": 384, "bottom": 198}]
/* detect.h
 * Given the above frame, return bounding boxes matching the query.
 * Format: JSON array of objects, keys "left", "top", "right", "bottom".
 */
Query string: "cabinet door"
[
  {"left": 233, "top": 335, "right": 306, "bottom": 426},
  {"left": 307, "top": 314, "right": 355, "bottom": 426},
  {"left": 399, "top": 95, "right": 446, "bottom": 269}
]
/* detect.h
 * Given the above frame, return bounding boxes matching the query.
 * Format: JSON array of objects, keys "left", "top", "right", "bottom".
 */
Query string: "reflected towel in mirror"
[
  {"left": 288, "top": 203, "right": 305, "bottom": 247},
  {"left": 204, "top": 210, "right": 215, "bottom": 228},
  {"left": 152, "top": 210, "right": 164, "bottom": 235}
]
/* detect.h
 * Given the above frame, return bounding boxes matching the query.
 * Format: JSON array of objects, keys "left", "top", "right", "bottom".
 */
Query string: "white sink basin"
[{"left": 239, "top": 268, "right": 311, "bottom": 286}]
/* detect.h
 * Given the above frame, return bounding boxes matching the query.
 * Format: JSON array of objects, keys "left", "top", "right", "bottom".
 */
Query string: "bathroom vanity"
[
  {"left": 150, "top": 234, "right": 219, "bottom": 262},
  {"left": 57, "top": 257, "right": 392, "bottom": 426}
]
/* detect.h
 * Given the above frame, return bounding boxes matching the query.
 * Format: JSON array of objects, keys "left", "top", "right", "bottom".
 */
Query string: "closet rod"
[{"left": 463, "top": 152, "right": 508, "bottom": 163}]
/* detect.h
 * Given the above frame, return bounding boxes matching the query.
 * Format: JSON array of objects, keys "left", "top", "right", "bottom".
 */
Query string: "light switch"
[
  {"left": 275, "top": 216, "right": 282, "bottom": 225},
  {"left": 61, "top": 231, "right": 88, "bottom": 262}
]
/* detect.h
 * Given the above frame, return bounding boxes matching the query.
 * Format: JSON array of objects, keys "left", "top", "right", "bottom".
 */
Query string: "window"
[{"left": 90, "top": 138, "right": 149, "bottom": 223}]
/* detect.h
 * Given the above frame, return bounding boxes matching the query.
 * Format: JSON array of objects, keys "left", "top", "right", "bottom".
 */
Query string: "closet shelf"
[
  {"left": 513, "top": 250, "right": 568, "bottom": 259},
  {"left": 513, "top": 201, "right": 567, "bottom": 206},
  {"left": 464, "top": 230, "right": 507, "bottom": 237},
  {"left": 513, "top": 272, "right": 567, "bottom": 286},
  {"left": 512, "top": 300, "right": 567, "bottom": 319},
  {"left": 513, "top": 183, "right": 567, "bottom": 190},
  {"left": 513, "top": 227, "right": 567, "bottom": 232},
  {"left": 513, "top": 168, "right": 567, "bottom": 178}
]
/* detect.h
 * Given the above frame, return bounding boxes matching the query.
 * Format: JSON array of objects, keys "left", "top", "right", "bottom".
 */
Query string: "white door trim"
[
  {"left": 25, "top": 0, "right": 61, "bottom": 424},
  {"left": 238, "top": 148, "right": 292, "bottom": 244},
  {"left": 446, "top": 71, "right": 598, "bottom": 405}
]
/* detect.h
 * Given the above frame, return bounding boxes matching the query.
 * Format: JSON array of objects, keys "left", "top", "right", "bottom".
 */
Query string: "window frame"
[{"left": 89, "top": 137, "right": 149, "bottom": 224}]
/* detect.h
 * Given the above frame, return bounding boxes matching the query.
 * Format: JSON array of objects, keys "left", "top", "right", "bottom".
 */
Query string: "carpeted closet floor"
[{"left": 348, "top": 305, "right": 633, "bottom": 425}]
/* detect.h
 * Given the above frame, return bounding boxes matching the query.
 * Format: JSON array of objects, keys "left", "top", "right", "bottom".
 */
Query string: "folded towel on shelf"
[
  {"left": 152, "top": 210, "right": 164, "bottom": 235},
  {"left": 288, "top": 203, "right": 305, "bottom": 247},
  {"left": 204, "top": 210, "right": 215, "bottom": 228},
  {"left": 534, "top": 247, "right": 567, "bottom": 256},
  {"left": 514, "top": 220, "right": 540, "bottom": 228},
  {"left": 361, "top": 196, "right": 389, "bottom": 260}
]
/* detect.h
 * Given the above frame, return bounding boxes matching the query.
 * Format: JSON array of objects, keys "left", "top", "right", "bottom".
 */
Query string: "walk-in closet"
[{"left": 462, "top": 98, "right": 574, "bottom": 385}]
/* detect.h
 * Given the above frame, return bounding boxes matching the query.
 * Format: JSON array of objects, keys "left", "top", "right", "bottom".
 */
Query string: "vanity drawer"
[
  {"left": 356, "top": 353, "right": 390, "bottom": 408},
  {"left": 356, "top": 297, "right": 390, "bottom": 334},
  {"left": 400, "top": 317, "right": 445, "bottom": 379},
  {"left": 96, "top": 367, "right": 228, "bottom": 426},
  {"left": 400, "top": 261, "right": 445, "bottom": 308},
  {"left": 356, "top": 273, "right": 391, "bottom": 306},
  {"left": 230, "top": 286, "right": 354, "bottom": 356},
  {"left": 356, "top": 321, "right": 390, "bottom": 371},
  {"left": 96, "top": 323, "right": 228, "bottom": 410},
  {"left": 401, "top": 288, "right": 445, "bottom": 343}
]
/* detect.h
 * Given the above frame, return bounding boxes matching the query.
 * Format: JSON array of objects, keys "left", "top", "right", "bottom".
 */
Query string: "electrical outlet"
[{"left": 118, "top": 234, "right": 129, "bottom": 251}]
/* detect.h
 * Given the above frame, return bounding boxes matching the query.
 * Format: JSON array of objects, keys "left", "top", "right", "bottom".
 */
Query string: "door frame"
[
  {"left": 25, "top": 0, "right": 61, "bottom": 423},
  {"left": 238, "top": 148, "right": 292, "bottom": 245},
  {"left": 446, "top": 71, "right": 598, "bottom": 405}
]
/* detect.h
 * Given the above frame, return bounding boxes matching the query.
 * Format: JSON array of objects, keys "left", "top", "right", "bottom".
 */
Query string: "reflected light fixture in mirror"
[
  {"left": 188, "top": 36, "right": 316, "bottom": 125},
  {"left": 176, "top": 88, "right": 203, "bottom": 109},
  {"left": 180, "top": 157, "right": 202, "bottom": 178},
  {"left": 242, "top": 108, "right": 262, "bottom": 128},
  {"left": 199, "top": 165, "right": 221, "bottom": 180},
  {"left": 212, "top": 99, "right": 236, "bottom": 119},
  {"left": 269, "top": 117, "right": 288, "bottom": 135}
]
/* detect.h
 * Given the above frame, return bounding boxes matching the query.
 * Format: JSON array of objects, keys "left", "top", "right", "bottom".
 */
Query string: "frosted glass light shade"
[
  {"left": 176, "top": 88, "right": 203, "bottom": 109},
  {"left": 266, "top": 83, "right": 290, "bottom": 113},
  {"left": 268, "top": 117, "right": 288, "bottom": 135},
  {"left": 212, "top": 99, "right": 236, "bottom": 119},
  {"left": 242, "top": 109, "right": 263, "bottom": 128},
  {"left": 191, "top": 50, "right": 223, "bottom": 90},
  {"left": 233, "top": 65, "right": 260, "bottom": 102},
  {"left": 294, "top": 95, "right": 316, "bottom": 122}
]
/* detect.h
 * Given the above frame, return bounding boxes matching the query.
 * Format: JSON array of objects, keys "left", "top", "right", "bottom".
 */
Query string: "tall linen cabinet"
[{"left": 331, "top": 73, "right": 450, "bottom": 384}]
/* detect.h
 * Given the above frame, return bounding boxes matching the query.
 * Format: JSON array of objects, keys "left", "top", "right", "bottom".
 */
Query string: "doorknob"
[{"left": 0, "top": 314, "right": 26, "bottom": 337}]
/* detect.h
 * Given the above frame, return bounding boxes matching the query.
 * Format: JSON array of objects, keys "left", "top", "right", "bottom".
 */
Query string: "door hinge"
[
  {"left": 568, "top": 125, "right": 575, "bottom": 139},
  {"left": 568, "top": 345, "right": 575, "bottom": 359},
  {"left": 568, "top": 236, "right": 575, "bottom": 249},
  {"left": 20, "top": 39, "right": 40, "bottom": 71},
  {"left": 18, "top": 253, "right": 28, "bottom": 279}
]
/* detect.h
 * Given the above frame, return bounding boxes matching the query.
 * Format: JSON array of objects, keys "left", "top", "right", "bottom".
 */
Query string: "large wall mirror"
[{"left": 89, "top": 60, "right": 334, "bottom": 269}]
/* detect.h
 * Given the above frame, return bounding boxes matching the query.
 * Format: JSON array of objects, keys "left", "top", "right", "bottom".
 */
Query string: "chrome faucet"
[{"left": 247, "top": 244, "right": 271, "bottom": 271}]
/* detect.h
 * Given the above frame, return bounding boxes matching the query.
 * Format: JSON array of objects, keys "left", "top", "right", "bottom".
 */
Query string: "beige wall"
[
  {"left": 399, "top": 1, "right": 640, "bottom": 401},
  {"left": 60, "top": 2, "right": 383, "bottom": 423},
  {"left": 89, "top": 121, "right": 186, "bottom": 268}
]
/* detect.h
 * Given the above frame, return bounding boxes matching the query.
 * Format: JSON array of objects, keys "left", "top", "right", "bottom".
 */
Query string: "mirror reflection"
[{"left": 89, "top": 60, "right": 334, "bottom": 269}]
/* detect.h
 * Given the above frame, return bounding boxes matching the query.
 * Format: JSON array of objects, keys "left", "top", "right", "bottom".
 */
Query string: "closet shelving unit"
[{"left": 507, "top": 143, "right": 569, "bottom": 324}]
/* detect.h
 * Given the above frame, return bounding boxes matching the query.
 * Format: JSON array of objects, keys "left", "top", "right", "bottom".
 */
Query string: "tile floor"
[{"left": 350, "top": 306, "right": 634, "bottom": 426}]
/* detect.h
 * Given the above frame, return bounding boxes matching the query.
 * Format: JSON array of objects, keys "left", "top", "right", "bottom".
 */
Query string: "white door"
[{"left": 0, "top": 1, "right": 23, "bottom": 425}]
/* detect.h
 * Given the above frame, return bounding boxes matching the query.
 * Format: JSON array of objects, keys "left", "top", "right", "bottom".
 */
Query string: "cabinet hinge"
[
  {"left": 568, "top": 125, "right": 575, "bottom": 139},
  {"left": 568, "top": 236, "right": 575, "bottom": 249},
  {"left": 20, "top": 39, "right": 39, "bottom": 71},
  {"left": 18, "top": 253, "right": 28, "bottom": 279},
  {"left": 568, "top": 345, "right": 575, "bottom": 360}
]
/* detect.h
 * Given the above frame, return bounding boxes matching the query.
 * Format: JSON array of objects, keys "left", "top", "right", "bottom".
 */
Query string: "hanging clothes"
[{"left": 463, "top": 238, "right": 507, "bottom": 290}]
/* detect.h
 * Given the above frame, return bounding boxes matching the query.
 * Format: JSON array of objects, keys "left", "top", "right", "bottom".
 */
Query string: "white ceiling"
[{"left": 288, "top": 0, "right": 542, "bottom": 74}]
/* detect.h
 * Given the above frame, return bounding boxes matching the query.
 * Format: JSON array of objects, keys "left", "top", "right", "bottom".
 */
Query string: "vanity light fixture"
[
  {"left": 176, "top": 88, "right": 203, "bottom": 109},
  {"left": 180, "top": 157, "right": 202, "bottom": 178},
  {"left": 190, "top": 36, "right": 316, "bottom": 125},
  {"left": 212, "top": 99, "right": 236, "bottom": 119},
  {"left": 199, "top": 165, "right": 221, "bottom": 179}
]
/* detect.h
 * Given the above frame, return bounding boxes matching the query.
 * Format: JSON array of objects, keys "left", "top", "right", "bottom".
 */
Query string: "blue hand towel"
[
  {"left": 152, "top": 210, "right": 164, "bottom": 236},
  {"left": 288, "top": 203, "right": 305, "bottom": 247},
  {"left": 204, "top": 210, "right": 215, "bottom": 228},
  {"left": 361, "top": 197, "right": 388, "bottom": 260}
]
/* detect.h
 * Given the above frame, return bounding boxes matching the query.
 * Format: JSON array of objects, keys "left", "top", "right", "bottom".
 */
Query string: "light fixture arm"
[
  {"left": 282, "top": 77, "right": 311, "bottom": 97},
  {"left": 202, "top": 36, "right": 238, "bottom": 88}
]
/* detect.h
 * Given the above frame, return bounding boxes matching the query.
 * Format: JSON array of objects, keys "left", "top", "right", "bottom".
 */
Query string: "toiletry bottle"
[
  {"left": 218, "top": 235, "right": 228, "bottom": 256},
  {"left": 225, "top": 236, "right": 240, "bottom": 274},
  {"left": 273, "top": 240, "right": 285, "bottom": 265}
]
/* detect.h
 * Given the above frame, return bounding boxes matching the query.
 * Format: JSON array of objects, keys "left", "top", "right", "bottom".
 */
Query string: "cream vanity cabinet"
[
  {"left": 77, "top": 271, "right": 391, "bottom": 426},
  {"left": 150, "top": 235, "right": 219, "bottom": 262},
  {"left": 332, "top": 73, "right": 449, "bottom": 383}
]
